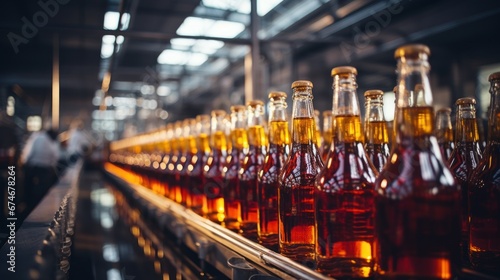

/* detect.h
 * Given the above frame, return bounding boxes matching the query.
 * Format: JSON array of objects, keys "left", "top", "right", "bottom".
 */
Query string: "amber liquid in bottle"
[
  {"left": 259, "top": 120, "right": 290, "bottom": 251},
  {"left": 316, "top": 114, "right": 377, "bottom": 278},
  {"left": 223, "top": 127, "right": 246, "bottom": 232},
  {"left": 469, "top": 74, "right": 500, "bottom": 273},
  {"left": 180, "top": 133, "right": 197, "bottom": 208},
  {"left": 436, "top": 108, "right": 455, "bottom": 161},
  {"left": 280, "top": 116, "right": 323, "bottom": 267},
  {"left": 365, "top": 120, "right": 390, "bottom": 173},
  {"left": 189, "top": 132, "right": 210, "bottom": 216},
  {"left": 376, "top": 106, "right": 460, "bottom": 279},
  {"left": 240, "top": 124, "right": 266, "bottom": 240},
  {"left": 204, "top": 130, "right": 227, "bottom": 224},
  {"left": 321, "top": 111, "right": 333, "bottom": 162},
  {"left": 448, "top": 99, "right": 482, "bottom": 264}
]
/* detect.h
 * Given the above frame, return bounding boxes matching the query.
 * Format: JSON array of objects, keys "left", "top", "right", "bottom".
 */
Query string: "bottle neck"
[
  {"left": 231, "top": 128, "right": 249, "bottom": 150},
  {"left": 455, "top": 104, "right": 479, "bottom": 143},
  {"left": 364, "top": 95, "right": 385, "bottom": 123},
  {"left": 248, "top": 105, "right": 267, "bottom": 147},
  {"left": 211, "top": 131, "right": 227, "bottom": 152},
  {"left": 488, "top": 80, "right": 500, "bottom": 142},
  {"left": 269, "top": 120, "right": 290, "bottom": 146},
  {"left": 395, "top": 58, "right": 434, "bottom": 140},
  {"left": 187, "top": 135, "right": 197, "bottom": 154},
  {"left": 332, "top": 73, "right": 363, "bottom": 143},
  {"left": 291, "top": 87, "right": 315, "bottom": 144},
  {"left": 197, "top": 133, "right": 211, "bottom": 154},
  {"left": 436, "top": 111, "right": 454, "bottom": 143}
]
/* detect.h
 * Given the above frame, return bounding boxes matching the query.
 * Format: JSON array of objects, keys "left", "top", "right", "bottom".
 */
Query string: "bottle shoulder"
[
  {"left": 280, "top": 144, "right": 323, "bottom": 187},
  {"left": 470, "top": 144, "right": 500, "bottom": 190},
  {"left": 317, "top": 142, "right": 377, "bottom": 191},
  {"left": 375, "top": 139, "right": 458, "bottom": 198}
]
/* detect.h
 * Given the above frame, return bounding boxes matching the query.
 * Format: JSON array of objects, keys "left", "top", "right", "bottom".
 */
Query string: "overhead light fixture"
[
  {"left": 103, "top": 11, "right": 131, "bottom": 30},
  {"left": 202, "top": 0, "right": 283, "bottom": 16},
  {"left": 176, "top": 17, "right": 245, "bottom": 38},
  {"left": 157, "top": 49, "right": 208, "bottom": 66},
  {"left": 171, "top": 38, "right": 224, "bottom": 55}
]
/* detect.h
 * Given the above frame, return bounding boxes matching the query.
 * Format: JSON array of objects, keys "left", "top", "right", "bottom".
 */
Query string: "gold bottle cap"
[
  {"left": 291, "top": 80, "right": 313, "bottom": 89},
  {"left": 268, "top": 91, "right": 287, "bottom": 99},
  {"left": 230, "top": 105, "right": 246, "bottom": 112},
  {"left": 247, "top": 100, "right": 264, "bottom": 107},
  {"left": 394, "top": 44, "right": 430, "bottom": 59},
  {"left": 456, "top": 97, "right": 476, "bottom": 105},
  {"left": 211, "top": 110, "right": 226, "bottom": 116},
  {"left": 364, "top": 89, "right": 384, "bottom": 98},
  {"left": 331, "top": 66, "right": 357, "bottom": 76},
  {"left": 488, "top": 72, "right": 500, "bottom": 82},
  {"left": 322, "top": 110, "right": 332, "bottom": 117},
  {"left": 436, "top": 107, "right": 452, "bottom": 114}
]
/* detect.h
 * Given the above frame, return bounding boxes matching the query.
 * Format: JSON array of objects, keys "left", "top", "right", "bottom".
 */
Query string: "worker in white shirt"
[{"left": 21, "top": 129, "right": 60, "bottom": 208}]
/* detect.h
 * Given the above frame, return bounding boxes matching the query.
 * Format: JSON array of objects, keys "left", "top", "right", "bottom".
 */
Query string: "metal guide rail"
[{"left": 103, "top": 163, "right": 331, "bottom": 280}]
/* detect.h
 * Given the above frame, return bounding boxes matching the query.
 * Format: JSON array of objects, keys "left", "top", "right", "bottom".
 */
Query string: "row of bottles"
[{"left": 108, "top": 44, "right": 500, "bottom": 279}]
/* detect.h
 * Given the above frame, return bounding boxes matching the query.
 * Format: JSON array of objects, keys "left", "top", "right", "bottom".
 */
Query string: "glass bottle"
[
  {"left": 279, "top": 80, "right": 323, "bottom": 267},
  {"left": 161, "top": 123, "right": 174, "bottom": 198},
  {"left": 204, "top": 110, "right": 228, "bottom": 224},
  {"left": 435, "top": 107, "right": 455, "bottom": 161},
  {"left": 172, "top": 121, "right": 185, "bottom": 203},
  {"left": 448, "top": 97, "right": 482, "bottom": 264},
  {"left": 374, "top": 45, "right": 460, "bottom": 279},
  {"left": 179, "top": 118, "right": 197, "bottom": 208},
  {"left": 189, "top": 115, "right": 211, "bottom": 216},
  {"left": 364, "top": 89, "right": 391, "bottom": 173},
  {"left": 469, "top": 72, "right": 500, "bottom": 273},
  {"left": 321, "top": 110, "right": 333, "bottom": 161},
  {"left": 223, "top": 105, "right": 248, "bottom": 232},
  {"left": 258, "top": 91, "right": 290, "bottom": 251},
  {"left": 315, "top": 66, "right": 377, "bottom": 278},
  {"left": 240, "top": 100, "right": 267, "bottom": 241},
  {"left": 314, "top": 110, "right": 323, "bottom": 152}
]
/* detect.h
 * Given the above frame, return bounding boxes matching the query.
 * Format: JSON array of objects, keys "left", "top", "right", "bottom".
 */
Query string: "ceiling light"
[
  {"left": 192, "top": 40, "right": 224, "bottom": 54},
  {"left": 170, "top": 38, "right": 196, "bottom": 50},
  {"left": 187, "top": 53, "right": 209, "bottom": 66},
  {"left": 101, "top": 44, "right": 114, "bottom": 58},
  {"left": 103, "top": 12, "right": 131, "bottom": 30},
  {"left": 176, "top": 17, "right": 245, "bottom": 38},
  {"left": 202, "top": 0, "right": 283, "bottom": 16},
  {"left": 102, "top": 35, "right": 115, "bottom": 44},
  {"left": 116, "top": 35, "right": 124, "bottom": 45},
  {"left": 206, "top": 20, "right": 245, "bottom": 38},
  {"left": 157, "top": 49, "right": 189, "bottom": 65}
]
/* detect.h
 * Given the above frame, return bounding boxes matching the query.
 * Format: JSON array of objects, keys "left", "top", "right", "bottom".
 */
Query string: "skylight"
[
  {"left": 202, "top": 0, "right": 283, "bottom": 16},
  {"left": 103, "top": 11, "right": 131, "bottom": 30},
  {"left": 176, "top": 17, "right": 245, "bottom": 38}
]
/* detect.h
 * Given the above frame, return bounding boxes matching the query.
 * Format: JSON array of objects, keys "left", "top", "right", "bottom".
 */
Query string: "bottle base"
[
  {"left": 259, "top": 233, "right": 279, "bottom": 252},
  {"left": 317, "top": 257, "right": 372, "bottom": 279},
  {"left": 280, "top": 243, "right": 315, "bottom": 269}
]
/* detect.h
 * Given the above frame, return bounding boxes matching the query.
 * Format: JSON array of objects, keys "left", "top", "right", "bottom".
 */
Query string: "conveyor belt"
[
  {"left": 103, "top": 163, "right": 331, "bottom": 280},
  {"left": 69, "top": 169, "right": 225, "bottom": 280}
]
